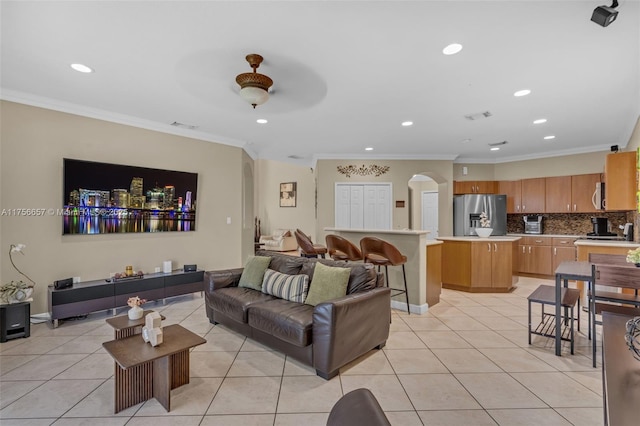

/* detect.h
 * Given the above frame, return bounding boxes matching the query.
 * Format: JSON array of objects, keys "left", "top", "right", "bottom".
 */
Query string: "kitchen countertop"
[
  {"left": 574, "top": 240, "right": 640, "bottom": 248},
  {"left": 508, "top": 233, "right": 582, "bottom": 238},
  {"left": 437, "top": 236, "right": 522, "bottom": 242}
]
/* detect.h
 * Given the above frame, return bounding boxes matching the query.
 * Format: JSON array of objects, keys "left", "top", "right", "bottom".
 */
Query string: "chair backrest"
[
  {"left": 294, "top": 229, "right": 316, "bottom": 254},
  {"left": 326, "top": 234, "right": 362, "bottom": 261},
  {"left": 595, "top": 264, "right": 640, "bottom": 291},
  {"left": 360, "top": 236, "right": 406, "bottom": 265},
  {"left": 589, "top": 253, "right": 629, "bottom": 266}
]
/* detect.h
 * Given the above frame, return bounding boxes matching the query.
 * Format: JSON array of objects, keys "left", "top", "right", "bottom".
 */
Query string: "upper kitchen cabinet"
[
  {"left": 605, "top": 151, "right": 637, "bottom": 211},
  {"left": 545, "top": 173, "right": 602, "bottom": 213},
  {"left": 572, "top": 173, "right": 602, "bottom": 213},
  {"left": 545, "top": 176, "right": 571, "bottom": 213},
  {"left": 521, "top": 178, "right": 545, "bottom": 213},
  {"left": 454, "top": 181, "right": 497, "bottom": 195},
  {"left": 498, "top": 180, "right": 522, "bottom": 213}
]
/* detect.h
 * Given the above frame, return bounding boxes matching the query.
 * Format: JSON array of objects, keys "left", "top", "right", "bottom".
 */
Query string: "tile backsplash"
[{"left": 507, "top": 212, "right": 635, "bottom": 238}]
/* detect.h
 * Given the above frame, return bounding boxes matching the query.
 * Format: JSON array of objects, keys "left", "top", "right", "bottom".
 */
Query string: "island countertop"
[{"left": 574, "top": 240, "right": 640, "bottom": 249}]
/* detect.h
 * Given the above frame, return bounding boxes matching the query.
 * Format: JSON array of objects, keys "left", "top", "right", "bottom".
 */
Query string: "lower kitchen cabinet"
[
  {"left": 518, "top": 236, "right": 553, "bottom": 276},
  {"left": 552, "top": 237, "right": 577, "bottom": 271},
  {"left": 441, "top": 239, "right": 518, "bottom": 292}
]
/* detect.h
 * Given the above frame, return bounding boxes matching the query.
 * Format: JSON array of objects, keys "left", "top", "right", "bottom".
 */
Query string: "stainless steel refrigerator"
[{"left": 453, "top": 194, "right": 507, "bottom": 236}]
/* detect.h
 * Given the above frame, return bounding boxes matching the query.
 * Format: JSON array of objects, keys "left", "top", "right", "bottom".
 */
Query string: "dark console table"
[{"left": 48, "top": 270, "right": 204, "bottom": 327}]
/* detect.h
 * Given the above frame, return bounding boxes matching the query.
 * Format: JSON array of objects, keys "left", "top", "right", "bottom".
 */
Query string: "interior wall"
[
  {"left": 316, "top": 159, "right": 454, "bottom": 240},
  {"left": 255, "top": 159, "right": 316, "bottom": 241},
  {"left": 493, "top": 151, "right": 607, "bottom": 180},
  {"left": 452, "top": 163, "right": 495, "bottom": 181},
  {"left": 408, "top": 178, "right": 438, "bottom": 230},
  {"left": 0, "top": 101, "right": 246, "bottom": 314}
]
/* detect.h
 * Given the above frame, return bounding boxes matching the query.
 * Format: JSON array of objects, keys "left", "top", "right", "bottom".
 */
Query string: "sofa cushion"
[
  {"left": 209, "top": 287, "right": 277, "bottom": 323},
  {"left": 248, "top": 299, "right": 314, "bottom": 346},
  {"left": 300, "top": 259, "right": 378, "bottom": 295},
  {"left": 261, "top": 251, "right": 306, "bottom": 275},
  {"left": 304, "top": 262, "right": 350, "bottom": 306},
  {"left": 262, "top": 269, "right": 309, "bottom": 303},
  {"left": 239, "top": 256, "right": 272, "bottom": 291}
]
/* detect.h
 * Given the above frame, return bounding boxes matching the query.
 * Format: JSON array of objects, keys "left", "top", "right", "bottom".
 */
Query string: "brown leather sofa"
[{"left": 204, "top": 250, "right": 391, "bottom": 379}]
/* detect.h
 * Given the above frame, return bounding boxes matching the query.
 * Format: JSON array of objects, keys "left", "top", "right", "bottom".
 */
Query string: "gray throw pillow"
[
  {"left": 304, "top": 262, "right": 350, "bottom": 306},
  {"left": 238, "top": 256, "right": 272, "bottom": 291}
]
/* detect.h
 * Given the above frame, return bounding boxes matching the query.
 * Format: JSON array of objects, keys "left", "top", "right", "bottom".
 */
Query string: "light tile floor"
[{"left": 0, "top": 276, "right": 604, "bottom": 425}]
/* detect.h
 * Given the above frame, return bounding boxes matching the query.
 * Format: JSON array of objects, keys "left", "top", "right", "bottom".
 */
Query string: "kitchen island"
[
  {"left": 324, "top": 228, "right": 442, "bottom": 314},
  {"left": 438, "top": 236, "right": 522, "bottom": 293}
]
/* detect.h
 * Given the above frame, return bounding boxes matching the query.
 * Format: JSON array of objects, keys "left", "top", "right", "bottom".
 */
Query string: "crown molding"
[
  {"left": 455, "top": 143, "right": 615, "bottom": 164},
  {"left": 314, "top": 153, "right": 460, "bottom": 161},
  {"left": 0, "top": 88, "right": 249, "bottom": 148}
]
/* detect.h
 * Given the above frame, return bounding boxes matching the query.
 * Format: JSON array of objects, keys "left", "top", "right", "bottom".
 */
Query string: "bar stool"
[
  {"left": 527, "top": 284, "right": 581, "bottom": 354},
  {"left": 325, "top": 234, "right": 363, "bottom": 262},
  {"left": 294, "top": 229, "right": 327, "bottom": 258},
  {"left": 360, "top": 236, "right": 409, "bottom": 314}
]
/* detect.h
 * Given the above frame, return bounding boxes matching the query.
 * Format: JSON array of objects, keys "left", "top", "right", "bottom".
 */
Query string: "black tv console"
[{"left": 47, "top": 270, "right": 204, "bottom": 327}]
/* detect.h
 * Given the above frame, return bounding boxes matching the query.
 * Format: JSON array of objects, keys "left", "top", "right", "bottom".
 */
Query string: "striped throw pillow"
[{"left": 261, "top": 269, "right": 309, "bottom": 303}]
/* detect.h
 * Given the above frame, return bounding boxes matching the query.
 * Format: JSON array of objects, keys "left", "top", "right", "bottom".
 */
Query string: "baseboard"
[{"left": 390, "top": 300, "right": 428, "bottom": 314}]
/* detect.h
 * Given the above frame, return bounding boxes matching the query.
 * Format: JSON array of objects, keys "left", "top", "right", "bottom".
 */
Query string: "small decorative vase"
[{"left": 128, "top": 305, "right": 143, "bottom": 320}]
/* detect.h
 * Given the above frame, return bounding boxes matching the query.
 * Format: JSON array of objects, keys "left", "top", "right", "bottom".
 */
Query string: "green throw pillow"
[
  {"left": 304, "top": 262, "right": 350, "bottom": 306},
  {"left": 238, "top": 256, "right": 272, "bottom": 291}
]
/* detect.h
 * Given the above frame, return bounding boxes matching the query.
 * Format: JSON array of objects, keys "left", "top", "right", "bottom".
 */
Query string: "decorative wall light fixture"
[{"left": 236, "top": 54, "right": 273, "bottom": 109}]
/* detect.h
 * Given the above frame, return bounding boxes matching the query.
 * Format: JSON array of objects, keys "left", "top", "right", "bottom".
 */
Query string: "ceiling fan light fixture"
[{"left": 236, "top": 54, "right": 273, "bottom": 109}]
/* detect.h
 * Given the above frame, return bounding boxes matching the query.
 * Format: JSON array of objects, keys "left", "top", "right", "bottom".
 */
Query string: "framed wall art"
[{"left": 279, "top": 182, "right": 297, "bottom": 207}]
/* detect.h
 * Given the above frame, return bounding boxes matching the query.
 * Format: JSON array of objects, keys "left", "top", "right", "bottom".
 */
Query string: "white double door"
[{"left": 335, "top": 183, "right": 392, "bottom": 229}]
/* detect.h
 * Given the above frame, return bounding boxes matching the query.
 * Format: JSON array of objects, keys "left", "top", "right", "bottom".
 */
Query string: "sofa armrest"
[
  {"left": 312, "top": 287, "right": 391, "bottom": 378},
  {"left": 204, "top": 268, "right": 243, "bottom": 292}
]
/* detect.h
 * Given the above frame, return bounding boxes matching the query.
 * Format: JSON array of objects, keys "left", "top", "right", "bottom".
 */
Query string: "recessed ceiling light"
[
  {"left": 490, "top": 147, "right": 500, "bottom": 151},
  {"left": 514, "top": 89, "right": 531, "bottom": 97},
  {"left": 401, "top": 121, "right": 413, "bottom": 127},
  {"left": 256, "top": 119, "right": 268, "bottom": 124},
  {"left": 533, "top": 118, "right": 547, "bottom": 124},
  {"left": 461, "top": 138, "right": 472, "bottom": 143},
  {"left": 365, "top": 147, "right": 374, "bottom": 151},
  {"left": 544, "top": 135, "right": 556, "bottom": 140},
  {"left": 70, "top": 63, "right": 93, "bottom": 73},
  {"left": 442, "top": 43, "right": 463, "bottom": 55}
]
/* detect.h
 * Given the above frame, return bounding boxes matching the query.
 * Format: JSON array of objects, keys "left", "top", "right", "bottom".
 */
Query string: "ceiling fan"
[{"left": 235, "top": 54, "right": 273, "bottom": 109}]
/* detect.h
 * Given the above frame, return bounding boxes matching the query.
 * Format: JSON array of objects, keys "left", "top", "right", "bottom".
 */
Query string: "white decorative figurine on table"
[{"left": 141, "top": 311, "right": 163, "bottom": 347}]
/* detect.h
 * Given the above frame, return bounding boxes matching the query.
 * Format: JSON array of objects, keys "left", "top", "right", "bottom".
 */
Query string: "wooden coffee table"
[{"left": 102, "top": 324, "right": 205, "bottom": 413}]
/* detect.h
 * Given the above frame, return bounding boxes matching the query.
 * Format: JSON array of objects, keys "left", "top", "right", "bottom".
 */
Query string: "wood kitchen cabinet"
[
  {"left": 545, "top": 176, "right": 572, "bottom": 213},
  {"left": 470, "top": 241, "right": 513, "bottom": 289},
  {"left": 518, "top": 236, "right": 553, "bottom": 276},
  {"left": 552, "top": 237, "right": 577, "bottom": 271},
  {"left": 454, "top": 181, "right": 497, "bottom": 195},
  {"left": 521, "top": 178, "right": 546, "bottom": 213},
  {"left": 605, "top": 151, "right": 637, "bottom": 211},
  {"left": 545, "top": 174, "right": 602, "bottom": 213},
  {"left": 441, "top": 239, "right": 516, "bottom": 292},
  {"left": 498, "top": 180, "right": 522, "bottom": 213},
  {"left": 572, "top": 173, "right": 602, "bottom": 213}
]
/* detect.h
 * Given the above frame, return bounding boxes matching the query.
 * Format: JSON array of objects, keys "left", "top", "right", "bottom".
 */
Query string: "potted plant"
[
  {"left": 127, "top": 296, "right": 147, "bottom": 320},
  {"left": 626, "top": 247, "right": 640, "bottom": 266},
  {"left": 475, "top": 212, "right": 493, "bottom": 238}
]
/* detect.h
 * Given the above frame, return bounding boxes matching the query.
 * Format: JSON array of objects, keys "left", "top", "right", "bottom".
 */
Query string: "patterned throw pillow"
[
  {"left": 238, "top": 256, "right": 272, "bottom": 291},
  {"left": 304, "top": 262, "right": 350, "bottom": 306},
  {"left": 261, "top": 269, "right": 309, "bottom": 303}
]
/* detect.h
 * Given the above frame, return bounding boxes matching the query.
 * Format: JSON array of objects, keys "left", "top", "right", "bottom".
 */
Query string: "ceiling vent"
[
  {"left": 488, "top": 141, "right": 508, "bottom": 147},
  {"left": 171, "top": 121, "right": 199, "bottom": 130},
  {"left": 464, "top": 111, "right": 492, "bottom": 121},
  {"left": 287, "top": 155, "right": 304, "bottom": 160}
]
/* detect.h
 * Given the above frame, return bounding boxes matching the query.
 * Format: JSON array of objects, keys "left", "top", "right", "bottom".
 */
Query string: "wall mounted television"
[{"left": 63, "top": 158, "right": 198, "bottom": 235}]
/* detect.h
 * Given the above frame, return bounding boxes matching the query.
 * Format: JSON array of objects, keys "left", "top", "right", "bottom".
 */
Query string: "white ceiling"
[{"left": 2, "top": 1, "right": 639, "bottom": 166}]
